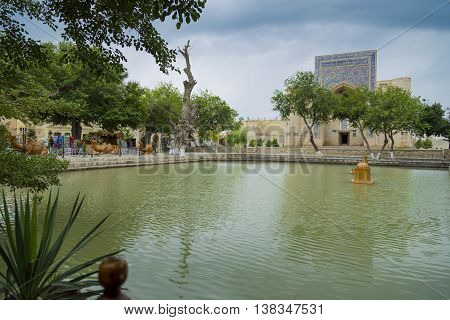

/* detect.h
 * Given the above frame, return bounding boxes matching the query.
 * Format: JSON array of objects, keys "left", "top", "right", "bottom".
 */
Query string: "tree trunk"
[
  {"left": 376, "top": 132, "right": 389, "bottom": 160},
  {"left": 174, "top": 41, "right": 197, "bottom": 153},
  {"left": 359, "top": 126, "right": 374, "bottom": 160},
  {"left": 144, "top": 127, "right": 152, "bottom": 145},
  {"left": 71, "top": 119, "right": 82, "bottom": 140},
  {"left": 303, "top": 118, "right": 320, "bottom": 155},
  {"left": 389, "top": 133, "right": 395, "bottom": 159}
]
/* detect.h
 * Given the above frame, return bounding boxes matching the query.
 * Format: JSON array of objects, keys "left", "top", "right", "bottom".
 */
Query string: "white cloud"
[{"left": 124, "top": 8, "right": 450, "bottom": 119}]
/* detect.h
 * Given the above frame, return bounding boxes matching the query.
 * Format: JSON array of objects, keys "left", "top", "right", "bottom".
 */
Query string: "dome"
[{"left": 356, "top": 161, "right": 370, "bottom": 169}]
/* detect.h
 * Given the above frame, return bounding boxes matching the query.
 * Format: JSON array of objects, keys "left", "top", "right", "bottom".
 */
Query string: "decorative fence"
[{"left": 49, "top": 147, "right": 142, "bottom": 158}]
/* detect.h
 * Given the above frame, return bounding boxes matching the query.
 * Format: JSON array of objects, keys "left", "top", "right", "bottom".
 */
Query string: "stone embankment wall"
[
  {"left": 186, "top": 146, "right": 449, "bottom": 160},
  {"left": 66, "top": 152, "right": 450, "bottom": 171}
]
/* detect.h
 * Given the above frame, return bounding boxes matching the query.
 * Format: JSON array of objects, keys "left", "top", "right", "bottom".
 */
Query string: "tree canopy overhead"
[{"left": 1, "top": 0, "right": 207, "bottom": 72}]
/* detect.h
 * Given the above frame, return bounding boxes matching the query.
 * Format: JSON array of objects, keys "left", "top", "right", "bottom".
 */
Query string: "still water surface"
[{"left": 44, "top": 162, "right": 450, "bottom": 299}]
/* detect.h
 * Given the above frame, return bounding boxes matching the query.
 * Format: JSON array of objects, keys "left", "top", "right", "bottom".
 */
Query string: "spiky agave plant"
[{"left": 0, "top": 190, "right": 121, "bottom": 299}]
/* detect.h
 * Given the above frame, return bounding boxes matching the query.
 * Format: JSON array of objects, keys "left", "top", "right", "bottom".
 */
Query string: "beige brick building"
[{"left": 244, "top": 50, "right": 415, "bottom": 148}]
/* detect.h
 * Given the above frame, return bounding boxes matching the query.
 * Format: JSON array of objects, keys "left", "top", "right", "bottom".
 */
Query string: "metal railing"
[{"left": 48, "top": 147, "right": 143, "bottom": 158}]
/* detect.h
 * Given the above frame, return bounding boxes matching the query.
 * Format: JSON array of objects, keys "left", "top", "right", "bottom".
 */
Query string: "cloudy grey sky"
[{"left": 27, "top": 0, "right": 450, "bottom": 119}]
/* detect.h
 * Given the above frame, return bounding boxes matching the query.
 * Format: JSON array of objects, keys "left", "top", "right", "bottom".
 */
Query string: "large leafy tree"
[
  {"left": 193, "top": 90, "right": 239, "bottom": 144},
  {"left": 272, "top": 71, "right": 336, "bottom": 154},
  {"left": 1, "top": 0, "right": 207, "bottom": 73},
  {"left": 0, "top": 46, "right": 69, "bottom": 194},
  {"left": 28, "top": 42, "right": 146, "bottom": 139},
  {"left": 1, "top": 42, "right": 145, "bottom": 139},
  {"left": 413, "top": 102, "right": 449, "bottom": 140},
  {"left": 333, "top": 86, "right": 376, "bottom": 159},
  {"left": 142, "top": 83, "right": 183, "bottom": 141},
  {"left": 99, "top": 82, "right": 147, "bottom": 133},
  {"left": 0, "top": 44, "right": 69, "bottom": 122},
  {"left": 369, "top": 86, "right": 424, "bottom": 159}
]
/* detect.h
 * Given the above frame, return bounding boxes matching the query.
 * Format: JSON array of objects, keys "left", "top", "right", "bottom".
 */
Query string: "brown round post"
[{"left": 98, "top": 256, "right": 131, "bottom": 300}]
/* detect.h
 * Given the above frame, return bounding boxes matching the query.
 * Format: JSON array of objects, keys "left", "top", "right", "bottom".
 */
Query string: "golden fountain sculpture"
[{"left": 351, "top": 156, "right": 373, "bottom": 184}]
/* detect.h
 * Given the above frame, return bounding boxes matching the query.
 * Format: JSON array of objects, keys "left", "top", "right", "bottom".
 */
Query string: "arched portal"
[
  {"left": 331, "top": 82, "right": 355, "bottom": 146},
  {"left": 332, "top": 82, "right": 356, "bottom": 96}
]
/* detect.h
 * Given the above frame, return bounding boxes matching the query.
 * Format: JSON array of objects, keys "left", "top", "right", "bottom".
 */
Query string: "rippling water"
[{"left": 7, "top": 162, "right": 450, "bottom": 299}]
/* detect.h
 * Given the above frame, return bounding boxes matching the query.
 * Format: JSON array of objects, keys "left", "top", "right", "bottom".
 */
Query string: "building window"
[
  {"left": 367, "top": 129, "right": 374, "bottom": 137},
  {"left": 340, "top": 119, "right": 348, "bottom": 130}
]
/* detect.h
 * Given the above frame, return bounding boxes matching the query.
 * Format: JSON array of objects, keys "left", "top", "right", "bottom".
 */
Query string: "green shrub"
[
  {"left": 265, "top": 139, "right": 272, "bottom": 147},
  {"left": 415, "top": 138, "right": 433, "bottom": 149},
  {"left": 249, "top": 139, "right": 257, "bottom": 147},
  {"left": 271, "top": 138, "right": 280, "bottom": 147},
  {"left": 27, "top": 128, "right": 37, "bottom": 140},
  {"left": 256, "top": 138, "right": 264, "bottom": 147},
  {"left": 0, "top": 151, "right": 68, "bottom": 194},
  {"left": 0, "top": 124, "right": 68, "bottom": 195},
  {"left": 226, "top": 133, "right": 237, "bottom": 147},
  {"left": 0, "top": 124, "right": 10, "bottom": 151},
  {"left": 226, "top": 129, "right": 248, "bottom": 147},
  {"left": 238, "top": 129, "right": 248, "bottom": 147},
  {"left": 414, "top": 139, "right": 422, "bottom": 149},
  {"left": 422, "top": 138, "right": 433, "bottom": 149},
  {"left": 0, "top": 190, "right": 120, "bottom": 299}
]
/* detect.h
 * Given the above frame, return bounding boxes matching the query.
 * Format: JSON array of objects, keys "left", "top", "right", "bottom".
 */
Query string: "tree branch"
[
  {"left": 178, "top": 40, "right": 196, "bottom": 87},
  {"left": 174, "top": 40, "right": 198, "bottom": 149}
]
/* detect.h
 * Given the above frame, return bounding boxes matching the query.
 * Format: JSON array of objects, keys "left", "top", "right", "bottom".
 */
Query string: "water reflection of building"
[{"left": 243, "top": 50, "right": 414, "bottom": 148}]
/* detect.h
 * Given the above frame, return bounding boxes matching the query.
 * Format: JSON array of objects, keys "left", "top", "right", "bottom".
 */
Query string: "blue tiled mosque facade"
[{"left": 315, "top": 50, "right": 377, "bottom": 90}]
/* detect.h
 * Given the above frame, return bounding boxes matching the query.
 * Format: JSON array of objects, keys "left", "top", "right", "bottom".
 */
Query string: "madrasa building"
[{"left": 244, "top": 50, "right": 414, "bottom": 148}]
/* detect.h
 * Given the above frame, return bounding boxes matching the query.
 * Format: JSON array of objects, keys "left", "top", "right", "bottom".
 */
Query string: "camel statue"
[
  {"left": 7, "top": 132, "right": 48, "bottom": 156},
  {"left": 24, "top": 139, "right": 49, "bottom": 156},
  {"left": 92, "top": 141, "right": 109, "bottom": 154},
  {"left": 139, "top": 142, "right": 153, "bottom": 154},
  {"left": 85, "top": 144, "right": 99, "bottom": 155},
  {"left": 104, "top": 143, "right": 119, "bottom": 154},
  {"left": 8, "top": 133, "right": 25, "bottom": 152},
  {"left": 92, "top": 141, "right": 119, "bottom": 155}
]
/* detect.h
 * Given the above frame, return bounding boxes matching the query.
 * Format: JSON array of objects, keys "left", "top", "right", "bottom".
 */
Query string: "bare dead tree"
[{"left": 174, "top": 40, "right": 197, "bottom": 151}]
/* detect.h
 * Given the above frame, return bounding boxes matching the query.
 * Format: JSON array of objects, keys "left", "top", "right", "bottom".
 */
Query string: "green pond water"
[{"left": 6, "top": 162, "right": 450, "bottom": 299}]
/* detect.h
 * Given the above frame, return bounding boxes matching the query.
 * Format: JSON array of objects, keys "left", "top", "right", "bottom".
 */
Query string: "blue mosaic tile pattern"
[{"left": 315, "top": 50, "right": 377, "bottom": 90}]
